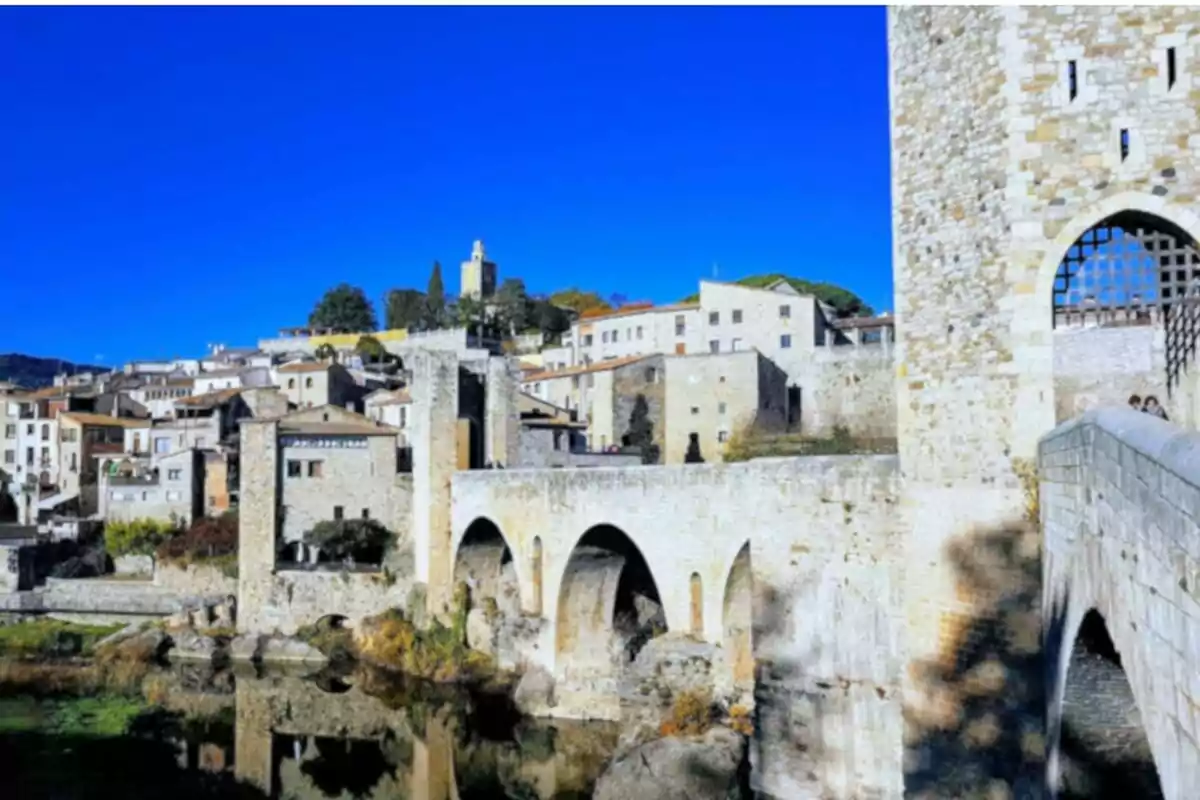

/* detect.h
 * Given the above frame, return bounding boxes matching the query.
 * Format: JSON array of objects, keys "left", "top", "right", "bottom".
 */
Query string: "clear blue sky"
[{"left": 1, "top": 6, "right": 892, "bottom": 366}]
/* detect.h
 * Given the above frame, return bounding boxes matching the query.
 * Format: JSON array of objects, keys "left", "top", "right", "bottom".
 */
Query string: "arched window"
[{"left": 690, "top": 572, "right": 703, "bottom": 637}]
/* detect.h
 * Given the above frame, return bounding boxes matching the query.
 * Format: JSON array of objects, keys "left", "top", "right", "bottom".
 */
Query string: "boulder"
[
  {"left": 513, "top": 665, "right": 557, "bottom": 716},
  {"left": 466, "top": 608, "right": 498, "bottom": 656},
  {"left": 260, "top": 636, "right": 329, "bottom": 666},
  {"left": 229, "top": 634, "right": 263, "bottom": 662},
  {"left": 169, "top": 630, "right": 220, "bottom": 663},
  {"left": 113, "top": 554, "right": 154, "bottom": 576},
  {"left": 212, "top": 596, "right": 236, "bottom": 628},
  {"left": 593, "top": 726, "right": 748, "bottom": 800},
  {"left": 633, "top": 593, "right": 666, "bottom": 630}
]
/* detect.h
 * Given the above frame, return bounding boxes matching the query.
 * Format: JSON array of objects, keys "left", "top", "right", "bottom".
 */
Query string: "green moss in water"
[
  {"left": 0, "top": 694, "right": 147, "bottom": 736},
  {"left": 0, "top": 619, "right": 125, "bottom": 660}
]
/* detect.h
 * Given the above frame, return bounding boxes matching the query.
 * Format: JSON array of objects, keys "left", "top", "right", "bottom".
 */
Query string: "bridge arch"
[
  {"left": 721, "top": 541, "right": 754, "bottom": 696},
  {"left": 1053, "top": 609, "right": 1163, "bottom": 798},
  {"left": 553, "top": 524, "right": 667, "bottom": 689},
  {"left": 453, "top": 517, "right": 521, "bottom": 616}
]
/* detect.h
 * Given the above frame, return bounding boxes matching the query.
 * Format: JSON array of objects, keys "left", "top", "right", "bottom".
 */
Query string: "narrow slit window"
[
  {"left": 1167, "top": 47, "right": 1177, "bottom": 90},
  {"left": 1120, "top": 128, "right": 1130, "bottom": 162},
  {"left": 1068, "top": 60, "right": 1078, "bottom": 101}
]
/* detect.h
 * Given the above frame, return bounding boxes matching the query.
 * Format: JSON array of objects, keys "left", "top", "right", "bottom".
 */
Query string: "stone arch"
[
  {"left": 1054, "top": 609, "right": 1163, "bottom": 799},
  {"left": 1034, "top": 194, "right": 1200, "bottom": 424},
  {"left": 721, "top": 541, "right": 753, "bottom": 694},
  {"left": 554, "top": 524, "right": 666, "bottom": 683},
  {"left": 453, "top": 517, "right": 520, "bottom": 616},
  {"left": 689, "top": 572, "right": 703, "bottom": 637}
]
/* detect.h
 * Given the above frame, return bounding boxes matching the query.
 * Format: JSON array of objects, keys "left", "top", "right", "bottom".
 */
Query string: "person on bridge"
[
  {"left": 1128, "top": 394, "right": 1143, "bottom": 411},
  {"left": 1142, "top": 395, "right": 1169, "bottom": 422}
]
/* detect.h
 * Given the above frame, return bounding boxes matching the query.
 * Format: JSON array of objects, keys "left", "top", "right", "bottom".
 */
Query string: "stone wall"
[
  {"left": 613, "top": 355, "right": 666, "bottom": 458},
  {"left": 516, "top": 427, "right": 642, "bottom": 469},
  {"left": 798, "top": 345, "right": 897, "bottom": 439},
  {"left": 1041, "top": 407, "right": 1200, "bottom": 798},
  {"left": 451, "top": 455, "right": 904, "bottom": 797},
  {"left": 1052, "top": 325, "right": 1171, "bottom": 422},
  {"left": 154, "top": 562, "right": 238, "bottom": 598}
]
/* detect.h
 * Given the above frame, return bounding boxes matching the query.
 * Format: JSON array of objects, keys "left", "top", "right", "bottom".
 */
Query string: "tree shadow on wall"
[{"left": 741, "top": 522, "right": 1094, "bottom": 799}]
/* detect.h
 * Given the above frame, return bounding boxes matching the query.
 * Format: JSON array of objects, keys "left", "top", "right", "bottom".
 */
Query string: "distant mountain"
[{"left": 0, "top": 353, "right": 109, "bottom": 390}]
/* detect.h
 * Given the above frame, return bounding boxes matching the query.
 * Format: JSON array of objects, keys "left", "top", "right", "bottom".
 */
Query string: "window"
[
  {"left": 165, "top": 490, "right": 182, "bottom": 501},
  {"left": 718, "top": 402, "right": 727, "bottom": 415},
  {"left": 361, "top": 508, "right": 370, "bottom": 520},
  {"left": 304, "top": 377, "right": 313, "bottom": 388},
  {"left": 287, "top": 460, "right": 302, "bottom": 477},
  {"left": 644, "top": 367, "right": 658, "bottom": 383},
  {"left": 333, "top": 505, "right": 344, "bottom": 520},
  {"left": 4, "top": 424, "right": 14, "bottom": 438},
  {"left": 690, "top": 406, "right": 700, "bottom": 415},
  {"left": 154, "top": 437, "right": 170, "bottom": 454},
  {"left": 1167, "top": 47, "right": 1177, "bottom": 90},
  {"left": 626, "top": 328, "right": 632, "bottom": 341},
  {"left": 167, "top": 468, "right": 182, "bottom": 480},
  {"left": 553, "top": 429, "right": 564, "bottom": 451},
  {"left": 308, "top": 460, "right": 323, "bottom": 478},
  {"left": 718, "top": 430, "right": 730, "bottom": 443},
  {"left": 1120, "top": 128, "right": 1130, "bottom": 162},
  {"left": 780, "top": 334, "right": 793, "bottom": 349},
  {"left": 399, "top": 407, "right": 407, "bottom": 428},
  {"left": 709, "top": 311, "right": 719, "bottom": 325},
  {"left": 674, "top": 343, "right": 686, "bottom": 355},
  {"left": 572, "top": 375, "right": 580, "bottom": 389},
  {"left": 288, "top": 378, "right": 296, "bottom": 389},
  {"left": 636, "top": 326, "right": 644, "bottom": 340},
  {"left": 674, "top": 315, "right": 686, "bottom": 336},
  {"left": 731, "top": 337, "right": 743, "bottom": 352},
  {"left": 40, "top": 447, "right": 49, "bottom": 463},
  {"left": 25, "top": 424, "right": 33, "bottom": 435},
  {"left": 613, "top": 330, "right": 620, "bottom": 342},
  {"left": 65, "top": 428, "right": 78, "bottom": 442},
  {"left": 583, "top": 334, "right": 593, "bottom": 346},
  {"left": 40, "top": 425, "right": 49, "bottom": 441},
  {"left": 732, "top": 309, "right": 743, "bottom": 324},
  {"left": 709, "top": 340, "right": 720, "bottom": 354},
  {"left": 602, "top": 331, "right": 609, "bottom": 343},
  {"left": 1067, "top": 59, "right": 1078, "bottom": 101},
  {"left": 3, "top": 450, "right": 12, "bottom": 464}
]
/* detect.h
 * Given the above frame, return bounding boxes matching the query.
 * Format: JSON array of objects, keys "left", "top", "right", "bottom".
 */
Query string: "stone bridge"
[{"left": 1041, "top": 408, "right": 1200, "bottom": 798}]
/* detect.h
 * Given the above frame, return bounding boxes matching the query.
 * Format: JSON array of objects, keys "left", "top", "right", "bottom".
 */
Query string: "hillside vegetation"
[
  {"left": 680, "top": 273, "right": 874, "bottom": 318},
  {"left": 0, "top": 354, "right": 107, "bottom": 389}
]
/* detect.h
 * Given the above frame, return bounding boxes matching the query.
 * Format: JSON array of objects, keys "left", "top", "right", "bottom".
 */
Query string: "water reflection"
[{"left": 1, "top": 665, "right": 618, "bottom": 799}]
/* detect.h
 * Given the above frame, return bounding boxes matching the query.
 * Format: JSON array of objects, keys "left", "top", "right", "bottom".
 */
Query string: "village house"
[
  {"left": 150, "top": 388, "right": 251, "bottom": 456},
  {"left": 98, "top": 447, "right": 204, "bottom": 526},
  {"left": 276, "top": 361, "right": 360, "bottom": 410},
  {"left": 57, "top": 411, "right": 152, "bottom": 515}
]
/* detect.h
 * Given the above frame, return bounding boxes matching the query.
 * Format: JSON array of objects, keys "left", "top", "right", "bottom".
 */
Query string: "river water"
[{"left": 0, "top": 663, "right": 620, "bottom": 799}]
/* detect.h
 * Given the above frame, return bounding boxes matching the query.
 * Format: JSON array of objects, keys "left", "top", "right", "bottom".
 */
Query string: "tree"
[
  {"left": 314, "top": 343, "right": 337, "bottom": 362},
  {"left": 453, "top": 295, "right": 488, "bottom": 335},
  {"left": 548, "top": 288, "right": 612, "bottom": 316},
  {"left": 308, "top": 283, "right": 377, "bottom": 333},
  {"left": 384, "top": 288, "right": 426, "bottom": 331},
  {"left": 679, "top": 274, "right": 874, "bottom": 318},
  {"left": 684, "top": 435, "right": 705, "bottom": 464},
  {"left": 303, "top": 518, "right": 394, "bottom": 565},
  {"left": 355, "top": 335, "right": 388, "bottom": 364},
  {"left": 625, "top": 394, "right": 660, "bottom": 465},
  {"left": 424, "top": 262, "right": 447, "bottom": 329},
  {"left": 494, "top": 278, "right": 530, "bottom": 336}
]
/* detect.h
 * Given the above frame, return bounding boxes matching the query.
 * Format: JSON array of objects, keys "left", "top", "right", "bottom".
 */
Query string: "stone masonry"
[
  {"left": 1041, "top": 408, "right": 1200, "bottom": 799},
  {"left": 890, "top": 7, "right": 1200, "bottom": 791}
]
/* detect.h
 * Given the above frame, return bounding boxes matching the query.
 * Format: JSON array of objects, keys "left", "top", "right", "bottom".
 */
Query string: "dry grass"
[
  {"left": 658, "top": 688, "right": 715, "bottom": 738},
  {"left": 723, "top": 421, "right": 896, "bottom": 462}
]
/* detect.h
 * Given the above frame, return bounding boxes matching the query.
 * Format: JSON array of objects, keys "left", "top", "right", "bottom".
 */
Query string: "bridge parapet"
[{"left": 1040, "top": 408, "right": 1200, "bottom": 798}]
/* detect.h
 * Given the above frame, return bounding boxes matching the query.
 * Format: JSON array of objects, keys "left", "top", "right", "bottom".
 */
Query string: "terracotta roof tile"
[
  {"left": 175, "top": 387, "right": 243, "bottom": 408},
  {"left": 277, "top": 361, "right": 330, "bottom": 374},
  {"left": 60, "top": 412, "right": 151, "bottom": 429}
]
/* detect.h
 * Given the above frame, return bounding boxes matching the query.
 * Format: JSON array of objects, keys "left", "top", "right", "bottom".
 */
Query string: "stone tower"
[
  {"left": 890, "top": 5, "right": 1200, "bottom": 792},
  {"left": 459, "top": 239, "right": 498, "bottom": 300}
]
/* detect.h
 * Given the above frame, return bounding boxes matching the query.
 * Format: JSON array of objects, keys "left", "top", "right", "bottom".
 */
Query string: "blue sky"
[{"left": 1, "top": 6, "right": 892, "bottom": 366}]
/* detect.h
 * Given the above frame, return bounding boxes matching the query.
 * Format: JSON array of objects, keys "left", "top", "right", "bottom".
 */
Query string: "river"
[{"left": 0, "top": 663, "right": 620, "bottom": 799}]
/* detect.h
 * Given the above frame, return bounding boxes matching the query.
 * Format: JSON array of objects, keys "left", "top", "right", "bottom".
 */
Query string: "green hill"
[{"left": 681, "top": 273, "right": 874, "bottom": 318}]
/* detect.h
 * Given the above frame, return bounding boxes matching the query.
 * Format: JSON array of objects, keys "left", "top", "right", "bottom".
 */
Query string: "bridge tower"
[{"left": 889, "top": 6, "right": 1200, "bottom": 794}]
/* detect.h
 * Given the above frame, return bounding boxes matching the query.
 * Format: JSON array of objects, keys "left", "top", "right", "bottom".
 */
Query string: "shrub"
[
  {"left": 104, "top": 518, "right": 178, "bottom": 559},
  {"left": 304, "top": 518, "right": 395, "bottom": 564},
  {"left": 155, "top": 513, "right": 237, "bottom": 565},
  {"left": 659, "top": 688, "right": 715, "bottom": 738},
  {"left": 0, "top": 619, "right": 124, "bottom": 661}
]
